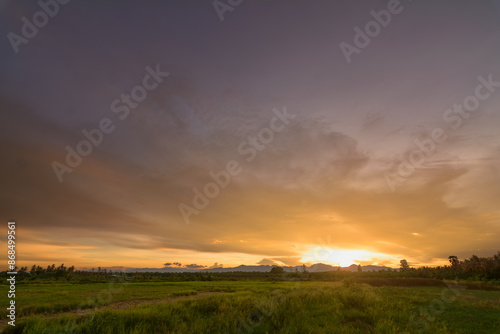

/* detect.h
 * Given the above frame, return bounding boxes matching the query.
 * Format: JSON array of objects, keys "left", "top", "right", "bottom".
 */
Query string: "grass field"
[{"left": 1, "top": 280, "right": 499, "bottom": 333}]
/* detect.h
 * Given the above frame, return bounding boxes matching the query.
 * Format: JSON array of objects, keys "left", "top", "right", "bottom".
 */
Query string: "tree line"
[
  {"left": 398, "top": 252, "right": 500, "bottom": 281},
  {"left": 2, "top": 252, "right": 499, "bottom": 283}
]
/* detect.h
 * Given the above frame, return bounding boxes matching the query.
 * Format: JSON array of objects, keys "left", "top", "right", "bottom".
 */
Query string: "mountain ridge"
[{"left": 110, "top": 263, "right": 396, "bottom": 273}]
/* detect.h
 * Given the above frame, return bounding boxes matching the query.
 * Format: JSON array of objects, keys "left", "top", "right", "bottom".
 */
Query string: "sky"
[{"left": 1, "top": 0, "right": 500, "bottom": 270}]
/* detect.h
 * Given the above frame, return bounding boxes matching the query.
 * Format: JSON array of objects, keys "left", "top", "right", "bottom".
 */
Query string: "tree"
[
  {"left": 400, "top": 259, "right": 410, "bottom": 271},
  {"left": 270, "top": 266, "right": 284, "bottom": 274},
  {"left": 66, "top": 266, "right": 75, "bottom": 281},
  {"left": 448, "top": 255, "right": 459, "bottom": 268},
  {"left": 35, "top": 265, "right": 44, "bottom": 276},
  {"left": 357, "top": 265, "right": 362, "bottom": 273}
]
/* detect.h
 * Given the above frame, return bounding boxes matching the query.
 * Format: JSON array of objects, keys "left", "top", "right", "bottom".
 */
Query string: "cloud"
[
  {"left": 163, "top": 262, "right": 182, "bottom": 268},
  {"left": 2, "top": 84, "right": 496, "bottom": 267},
  {"left": 271, "top": 257, "right": 302, "bottom": 266},
  {"left": 235, "top": 117, "right": 369, "bottom": 193},
  {"left": 185, "top": 264, "right": 206, "bottom": 269},
  {"left": 257, "top": 259, "right": 277, "bottom": 266},
  {"left": 208, "top": 262, "right": 223, "bottom": 269},
  {"left": 1, "top": 0, "right": 500, "bottom": 270}
]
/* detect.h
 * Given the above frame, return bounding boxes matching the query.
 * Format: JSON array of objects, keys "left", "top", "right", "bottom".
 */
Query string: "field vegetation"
[{"left": 1, "top": 253, "right": 499, "bottom": 333}]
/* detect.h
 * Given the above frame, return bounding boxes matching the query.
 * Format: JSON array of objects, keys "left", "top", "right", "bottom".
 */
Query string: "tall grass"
[{"left": 2, "top": 282, "right": 499, "bottom": 334}]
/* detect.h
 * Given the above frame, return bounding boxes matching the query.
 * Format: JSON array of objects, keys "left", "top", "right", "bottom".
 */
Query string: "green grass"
[
  {"left": 1, "top": 281, "right": 499, "bottom": 333},
  {"left": 0, "top": 280, "right": 247, "bottom": 318}
]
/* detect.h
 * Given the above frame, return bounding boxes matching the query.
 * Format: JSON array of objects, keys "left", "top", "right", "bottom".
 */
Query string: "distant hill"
[
  {"left": 120, "top": 263, "right": 396, "bottom": 273},
  {"left": 342, "top": 264, "right": 395, "bottom": 272}
]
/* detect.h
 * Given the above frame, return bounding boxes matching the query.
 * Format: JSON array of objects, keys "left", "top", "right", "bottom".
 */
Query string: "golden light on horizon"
[{"left": 300, "top": 247, "right": 397, "bottom": 267}]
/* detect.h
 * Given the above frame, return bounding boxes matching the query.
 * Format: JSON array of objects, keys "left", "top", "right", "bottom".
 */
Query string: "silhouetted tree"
[
  {"left": 270, "top": 266, "right": 285, "bottom": 274},
  {"left": 448, "top": 255, "right": 459, "bottom": 269},
  {"left": 400, "top": 259, "right": 410, "bottom": 271}
]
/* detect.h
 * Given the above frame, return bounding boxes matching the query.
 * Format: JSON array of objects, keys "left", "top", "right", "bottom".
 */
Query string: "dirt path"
[
  {"left": 0, "top": 291, "right": 227, "bottom": 332},
  {"left": 75, "top": 291, "right": 225, "bottom": 315}
]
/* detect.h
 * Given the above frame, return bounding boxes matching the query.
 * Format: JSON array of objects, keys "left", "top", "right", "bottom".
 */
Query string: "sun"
[
  {"left": 300, "top": 247, "right": 392, "bottom": 267},
  {"left": 330, "top": 252, "right": 359, "bottom": 267}
]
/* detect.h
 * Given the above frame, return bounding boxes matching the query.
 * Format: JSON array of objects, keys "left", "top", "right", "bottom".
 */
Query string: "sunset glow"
[
  {"left": 301, "top": 248, "right": 397, "bottom": 267},
  {"left": 2, "top": 2, "right": 500, "bottom": 332}
]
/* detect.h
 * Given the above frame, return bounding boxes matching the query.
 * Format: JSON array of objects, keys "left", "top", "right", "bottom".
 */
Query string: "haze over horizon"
[{"left": 1, "top": 0, "right": 500, "bottom": 271}]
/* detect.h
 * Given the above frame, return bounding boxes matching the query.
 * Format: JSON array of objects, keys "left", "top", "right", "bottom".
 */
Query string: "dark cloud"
[
  {"left": 0, "top": 0, "right": 499, "bottom": 269},
  {"left": 163, "top": 262, "right": 182, "bottom": 268}
]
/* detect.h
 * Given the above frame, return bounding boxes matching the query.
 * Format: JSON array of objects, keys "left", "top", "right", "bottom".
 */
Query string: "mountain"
[
  {"left": 118, "top": 263, "right": 396, "bottom": 273},
  {"left": 361, "top": 265, "right": 395, "bottom": 272},
  {"left": 342, "top": 264, "right": 395, "bottom": 272}
]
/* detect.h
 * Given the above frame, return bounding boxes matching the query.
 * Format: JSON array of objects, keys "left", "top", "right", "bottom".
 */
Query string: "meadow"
[{"left": 1, "top": 278, "right": 499, "bottom": 334}]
